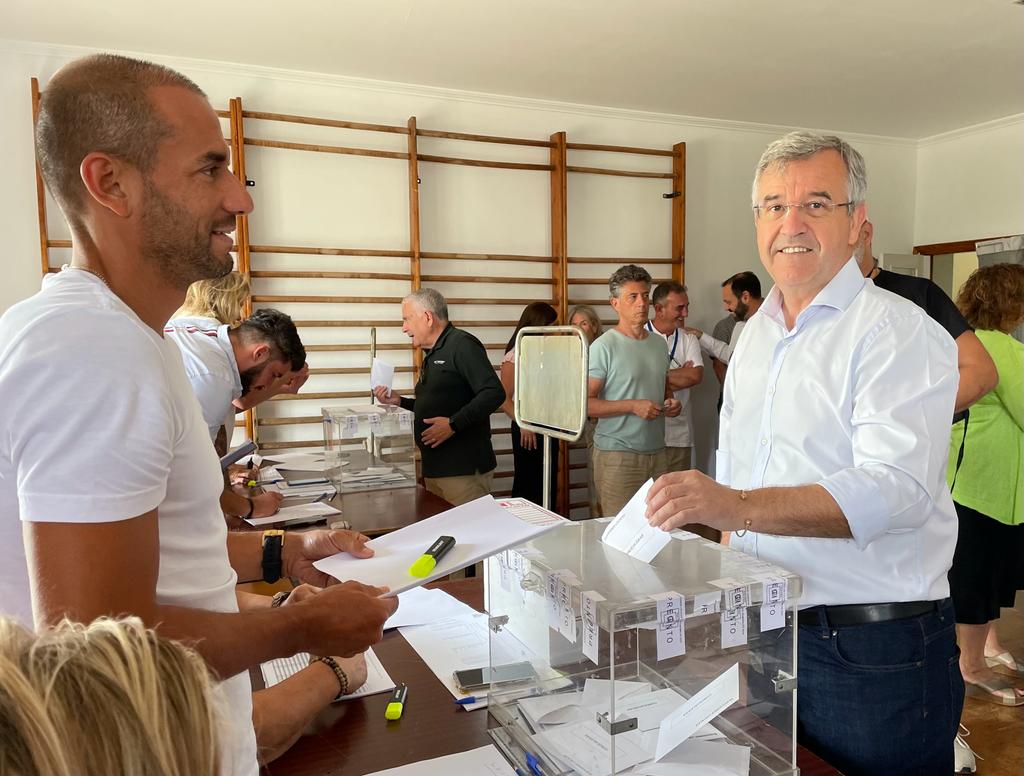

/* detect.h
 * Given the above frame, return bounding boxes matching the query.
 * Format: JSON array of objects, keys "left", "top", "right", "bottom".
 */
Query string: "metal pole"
[{"left": 542, "top": 433, "right": 551, "bottom": 511}]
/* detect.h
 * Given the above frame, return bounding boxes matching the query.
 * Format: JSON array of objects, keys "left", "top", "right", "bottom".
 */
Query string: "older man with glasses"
[{"left": 646, "top": 131, "right": 963, "bottom": 775}]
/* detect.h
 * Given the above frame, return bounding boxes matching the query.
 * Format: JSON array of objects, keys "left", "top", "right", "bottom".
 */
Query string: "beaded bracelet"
[{"left": 309, "top": 655, "right": 349, "bottom": 700}]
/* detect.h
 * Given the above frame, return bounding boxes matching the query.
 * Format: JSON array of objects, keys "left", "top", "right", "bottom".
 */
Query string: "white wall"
[
  {"left": 0, "top": 40, "right": 922, "bottom": 497},
  {"left": 914, "top": 115, "right": 1024, "bottom": 246}
]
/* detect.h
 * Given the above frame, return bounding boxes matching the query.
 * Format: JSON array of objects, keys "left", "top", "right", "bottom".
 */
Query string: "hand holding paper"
[
  {"left": 370, "top": 357, "right": 395, "bottom": 397},
  {"left": 601, "top": 479, "right": 671, "bottom": 563}
]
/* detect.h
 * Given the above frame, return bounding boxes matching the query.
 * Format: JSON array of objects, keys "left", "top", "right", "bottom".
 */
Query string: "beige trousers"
[
  {"left": 592, "top": 448, "right": 669, "bottom": 518},
  {"left": 424, "top": 470, "right": 494, "bottom": 506}
]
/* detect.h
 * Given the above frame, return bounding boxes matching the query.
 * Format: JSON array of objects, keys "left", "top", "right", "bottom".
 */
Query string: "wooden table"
[{"left": 260, "top": 579, "right": 842, "bottom": 776}]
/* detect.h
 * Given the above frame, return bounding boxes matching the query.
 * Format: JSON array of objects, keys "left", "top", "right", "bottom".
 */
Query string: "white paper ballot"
[
  {"left": 533, "top": 719, "right": 650, "bottom": 776},
  {"left": 364, "top": 744, "right": 516, "bottom": 775},
  {"left": 312, "top": 495, "right": 568, "bottom": 596},
  {"left": 383, "top": 586, "right": 477, "bottom": 629},
  {"left": 600, "top": 479, "right": 671, "bottom": 563},
  {"left": 635, "top": 739, "right": 751, "bottom": 775},
  {"left": 244, "top": 501, "right": 341, "bottom": 527},
  {"left": 655, "top": 664, "right": 740, "bottom": 761},
  {"left": 370, "top": 357, "right": 395, "bottom": 396},
  {"left": 260, "top": 647, "right": 394, "bottom": 700}
]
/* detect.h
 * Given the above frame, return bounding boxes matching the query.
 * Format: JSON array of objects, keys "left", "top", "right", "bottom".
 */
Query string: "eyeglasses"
[{"left": 753, "top": 200, "right": 854, "bottom": 221}]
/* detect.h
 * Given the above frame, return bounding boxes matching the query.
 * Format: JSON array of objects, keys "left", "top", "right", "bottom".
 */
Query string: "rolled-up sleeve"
[{"left": 822, "top": 312, "right": 958, "bottom": 548}]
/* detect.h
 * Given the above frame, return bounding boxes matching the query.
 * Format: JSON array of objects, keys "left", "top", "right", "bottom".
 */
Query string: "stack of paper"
[
  {"left": 263, "top": 480, "right": 337, "bottom": 501},
  {"left": 265, "top": 451, "right": 337, "bottom": 472},
  {"left": 383, "top": 586, "right": 478, "bottom": 630},
  {"left": 364, "top": 745, "right": 516, "bottom": 775},
  {"left": 260, "top": 647, "right": 395, "bottom": 701},
  {"left": 244, "top": 501, "right": 341, "bottom": 528}
]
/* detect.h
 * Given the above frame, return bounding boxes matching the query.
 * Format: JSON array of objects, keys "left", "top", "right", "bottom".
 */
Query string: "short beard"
[
  {"left": 733, "top": 299, "right": 750, "bottom": 322},
  {"left": 239, "top": 363, "right": 263, "bottom": 396},
  {"left": 140, "top": 180, "right": 233, "bottom": 289}
]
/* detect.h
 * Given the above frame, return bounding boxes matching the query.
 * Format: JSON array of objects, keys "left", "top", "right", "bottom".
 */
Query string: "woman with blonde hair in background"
[
  {"left": 0, "top": 616, "right": 220, "bottom": 776},
  {"left": 569, "top": 304, "right": 604, "bottom": 518},
  {"left": 173, "top": 270, "right": 250, "bottom": 327}
]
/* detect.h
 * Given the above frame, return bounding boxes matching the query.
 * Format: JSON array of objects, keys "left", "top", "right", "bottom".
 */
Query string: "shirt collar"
[
  {"left": 763, "top": 256, "right": 865, "bottom": 331},
  {"left": 217, "top": 324, "right": 243, "bottom": 396},
  {"left": 426, "top": 322, "right": 454, "bottom": 354}
]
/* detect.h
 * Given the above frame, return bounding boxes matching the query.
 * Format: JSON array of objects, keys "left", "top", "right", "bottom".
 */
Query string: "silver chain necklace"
[{"left": 61, "top": 263, "right": 110, "bottom": 289}]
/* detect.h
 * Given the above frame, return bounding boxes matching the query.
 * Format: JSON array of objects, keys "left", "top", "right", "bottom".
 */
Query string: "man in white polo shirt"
[
  {"left": 0, "top": 54, "right": 397, "bottom": 776},
  {"left": 167, "top": 308, "right": 306, "bottom": 520}
]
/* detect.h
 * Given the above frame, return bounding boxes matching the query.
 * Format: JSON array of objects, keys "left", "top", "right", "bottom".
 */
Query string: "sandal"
[
  {"left": 964, "top": 674, "right": 1024, "bottom": 706},
  {"left": 984, "top": 650, "right": 1024, "bottom": 676}
]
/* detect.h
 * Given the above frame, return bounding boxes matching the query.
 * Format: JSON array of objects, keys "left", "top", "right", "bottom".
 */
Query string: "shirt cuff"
[{"left": 818, "top": 469, "right": 890, "bottom": 550}]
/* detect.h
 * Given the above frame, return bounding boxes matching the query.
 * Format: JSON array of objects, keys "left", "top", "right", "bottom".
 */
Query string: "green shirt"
[
  {"left": 947, "top": 329, "right": 1023, "bottom": 525},
  {"left": 589, "top": 328, "right": 668, "bottom": 454}
]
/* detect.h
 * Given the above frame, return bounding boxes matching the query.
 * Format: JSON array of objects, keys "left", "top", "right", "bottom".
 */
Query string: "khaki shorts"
[
  {"left": 424, "top": 470, "right": 494, "bottom": 506},
  {"left": 663, "top": 446, "right": 693, "bottom": 473},
  {"left": 592, "top": 448, "right": 668, "bottom": 517}
]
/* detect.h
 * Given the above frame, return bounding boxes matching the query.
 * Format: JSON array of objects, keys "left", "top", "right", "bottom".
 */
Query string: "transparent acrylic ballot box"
[
  {"left": 484, "top": 521, "right": 801, "bottom": 776},
  {"left": 321, "top": 405, "right": 416, "bottom": 493}
]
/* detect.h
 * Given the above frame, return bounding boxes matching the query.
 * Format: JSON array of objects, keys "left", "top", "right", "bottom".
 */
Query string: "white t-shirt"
[
  {"left": 645, "top": 322, "right": 703, "bottom": 448},
  {"left": 0, "top": 270, "right": 258, "bottom": 776},
  {"left": 164, "top": 316, "right": 241, "bottom": 441}
]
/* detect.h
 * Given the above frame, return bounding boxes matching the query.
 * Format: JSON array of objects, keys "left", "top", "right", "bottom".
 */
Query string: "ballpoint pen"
[{"left": 454, "top": 696, "right": 478, "bottom": 705}]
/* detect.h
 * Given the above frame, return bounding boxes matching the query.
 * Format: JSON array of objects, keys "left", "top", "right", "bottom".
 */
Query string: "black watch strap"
[{"left": 261, "top": 530, "right": 285, "bottom": 583}]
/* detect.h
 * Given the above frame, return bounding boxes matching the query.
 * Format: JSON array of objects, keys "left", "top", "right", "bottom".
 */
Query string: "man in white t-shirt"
[
  {"left": 166, "top": 308, "right": 307, "bottom": 521},
  {"left": 0, "top": 54, "right": 397, "bottom": 775}
]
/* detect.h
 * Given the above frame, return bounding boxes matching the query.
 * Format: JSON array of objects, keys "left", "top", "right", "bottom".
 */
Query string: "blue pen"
[
  {"left": 454, "top": 696, "right": 478, "bottom": 705},
  {"left": 526, "top": 752, "right": 545, "bottom": 776}
]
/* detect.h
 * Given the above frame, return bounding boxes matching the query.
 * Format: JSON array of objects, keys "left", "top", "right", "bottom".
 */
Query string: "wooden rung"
[
  {"left": 270, "top": 391, "right": 371, "bottom": 401},
  {"left": 308, "top": 366, "right": 415, "bottom": 376},
  {"left": 447, "top": 298, "right": 556, "bottom": 306},
  {"left": 417, "top": 154, "right": 552, "bottom": 172},
  {"left": 258, "top": 415, "right": 322, "bottom": 426},
  {"left": 493, "top": 471, "right": 513, "bottom": 479},
  {"left": 494, "top": 448, "right": 513, "bottom": 456},
  {"left": 245, "top": 137, "right": 409, "bottom": 161},
  {"left": 242, "top": 110, "right": 408, "bottom": 135},
  {"left": 304, "top": 343, "right": 411, "bottom": 352},
  {"left": 569, "top": 278, "right": 671, "bottom": 285},
  {"left": 568, "top": 463, "right": 588, "bottom": 470},
  {"left": 48, "top": 240, "right": 72, "bottom": 248},
  {"left": 416, "top": 127, "right": 554, "bottom": 148},
  {"left": 215, "top": 109, "right": 231, "bottom": 118},
  {"left": 566, "top": 166, "right": 673, "bottom": 179},
  {"left": 251, "top": 270, "right": 411, "bottom": 281},
  {"left": 448, "top": 320, "right": 518, "bottom": 326},
  {"left": 567, "top": 256, "right": 675, "bottom": 264},
  {"left": 293, "top": 320, "right": 402, "bottom": 327},
  {"left": 249, "top": 245, "right": 412, "bottom": 258},
  {"left": 421, "top": 251, "right": 553, "bottom": 263},
  {"left": 258, "top": 440, "right": 324, "bottom": 450},
  {"left": 569, "top": 500, "right": 589, "bottom": 509},
  {"left": 566, "top": 142, "right": 676, "bottom": 158},
  {"left": 251, "top": 295, "right": 404, "bottom": 304},
  {"left": 420, "top": 274, "right": 551, "bottom": 285},
  {"left": 494, "top": 490, "right": 513, "bottom": 498}
]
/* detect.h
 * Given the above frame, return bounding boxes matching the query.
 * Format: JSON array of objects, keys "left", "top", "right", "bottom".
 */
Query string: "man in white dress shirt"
[
  {"left": 646, "top": 131, "right": 962, "bottom": 775},
  {"left": 685, "top": 271, "right": 763, "bottom": 365}
]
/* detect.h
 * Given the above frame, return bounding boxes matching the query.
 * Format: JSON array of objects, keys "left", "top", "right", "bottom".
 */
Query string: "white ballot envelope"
[
  {"left": 370, "top": 357, "right": 395, "bottom": 396},
  {"left": 600, "top": 479, "right": 671, "bottom": 563}
]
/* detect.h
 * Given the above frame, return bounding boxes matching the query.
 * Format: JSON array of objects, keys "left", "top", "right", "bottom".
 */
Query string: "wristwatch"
[{"left": 261, "top": 529, "right": 285, "bottom": 583}]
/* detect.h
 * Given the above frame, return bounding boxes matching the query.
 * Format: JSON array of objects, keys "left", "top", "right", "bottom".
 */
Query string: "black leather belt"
[{"left": 798, "top": 600, "right": 938, "bottom": 628}]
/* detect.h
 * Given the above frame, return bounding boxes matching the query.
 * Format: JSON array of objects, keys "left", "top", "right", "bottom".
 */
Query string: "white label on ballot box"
[
  {"left": 693, "top": 591, "right": 721, "bottom": 617},
  {"left": 369, "top": 413, "right": 383, "bottom": 432},
  {"left": 581, "top": 591, "right": 604, "bottom": 665},
  {"left": 557, "top": 573, "right": 577, "bottom": 643},
  {"left": 399, "top": 412, "right": 412, "bottom": 430},
  {"left": 653, "top": 592, "right": 685, "bottom": 661},
  {"left": 547, "top": 572, "right": 561, "bottom": 630},
  {"left": 342, "top": 415, "right": 359, "bottom": 439},
  {"left": 721, "top": 607, "right": 748, "bottom": 649}
]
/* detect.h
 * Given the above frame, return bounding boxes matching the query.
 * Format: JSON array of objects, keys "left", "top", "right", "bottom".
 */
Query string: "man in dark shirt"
[
  {"left": 856, "top": 221, "right": 997, "bottom": 413},
  {"left": 375, "top": 288, "right": 505, "bottom": 505}
]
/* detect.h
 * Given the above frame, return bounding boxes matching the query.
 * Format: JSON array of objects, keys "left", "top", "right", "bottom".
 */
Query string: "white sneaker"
[{"left": 954, "top": 725, "right": 978, "bottom": 774}]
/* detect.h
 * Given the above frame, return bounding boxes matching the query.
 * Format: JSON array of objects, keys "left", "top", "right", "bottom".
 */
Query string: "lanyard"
[{"left": 646, "top": 321, "right": 679, "bottom": 365}]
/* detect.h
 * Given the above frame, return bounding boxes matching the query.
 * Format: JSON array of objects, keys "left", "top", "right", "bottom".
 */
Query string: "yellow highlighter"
[
  {"left": 384, "top": 683, "right": 408, "bottom": 721},
  {"left": 408, "top": 535, "right": 456, "bottom": 578}
]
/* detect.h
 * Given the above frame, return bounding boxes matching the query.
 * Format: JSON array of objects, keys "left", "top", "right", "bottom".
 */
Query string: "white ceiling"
[{"left": 4, "top": 0, "right": 1023, "bottom": 139}]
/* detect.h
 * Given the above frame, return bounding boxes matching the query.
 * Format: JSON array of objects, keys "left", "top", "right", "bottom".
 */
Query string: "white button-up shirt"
[
  {"left": 645, "top": 321, "right": 702, "bottom": 448},
  {"left": 721, "top": 258, "right": 959, "bottom": 608}
]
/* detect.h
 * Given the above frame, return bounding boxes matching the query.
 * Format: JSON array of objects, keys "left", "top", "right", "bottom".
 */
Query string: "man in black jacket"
[{"left": 375, "top": 289, "right": 505, "bottom": 505}]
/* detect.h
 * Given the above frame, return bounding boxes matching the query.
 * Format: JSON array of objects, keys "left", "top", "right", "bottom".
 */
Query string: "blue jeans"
[{"left": 795, "top": 599, "right": 963, "bottom": 776}]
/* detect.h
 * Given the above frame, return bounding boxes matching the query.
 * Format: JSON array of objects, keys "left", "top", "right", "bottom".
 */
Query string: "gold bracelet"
[
  {"left": 734, "top": 490, "right": 751, "bottom": 537},
  {"left": 309, "top": 655, "right": 349, "bottom": 700}
]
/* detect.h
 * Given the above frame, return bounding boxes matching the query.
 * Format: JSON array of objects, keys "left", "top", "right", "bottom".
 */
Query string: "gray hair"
[
  {"left": 404, "top": 288, "right": 449, "bottom": 321},
  {"left": 608, "top": 264, "right": 652, "bottom": 299},
  {"left": 751, "top": 131, "right": 867, "bottom": 208},
  {"left": 652, "top": 281, "right": 687, "bottom": 306}
]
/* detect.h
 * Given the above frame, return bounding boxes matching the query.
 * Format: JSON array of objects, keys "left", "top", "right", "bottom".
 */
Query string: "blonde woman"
[
  {"left": 174, "top": 270, "right": 251, "bottom": 327},
  {"left": 0, "top": 616, "right": 220, "bottom": 776},
  {"left": 569, "top": 304, "right": 604, "bottom": 518}
]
